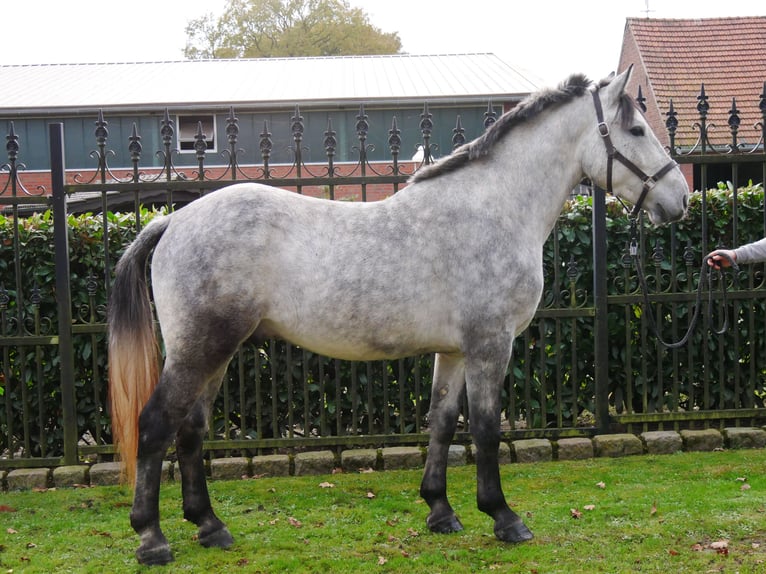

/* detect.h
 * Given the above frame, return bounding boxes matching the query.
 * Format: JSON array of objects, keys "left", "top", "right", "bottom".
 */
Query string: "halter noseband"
[{"left": 591, "top": 88, "right": 678, "bottom": 218}]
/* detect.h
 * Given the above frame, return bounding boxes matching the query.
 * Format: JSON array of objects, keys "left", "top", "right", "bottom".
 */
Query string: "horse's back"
[{"left": 149, "top": 183, "right": 466, "bottom": 360}]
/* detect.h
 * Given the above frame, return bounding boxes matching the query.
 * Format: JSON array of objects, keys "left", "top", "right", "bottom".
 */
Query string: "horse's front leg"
[
  {"left": 420, "top": 353, "right": 466, "bottom": 534},
  {"left": 466, "top": 346, "right": 534, "bottom": 544},
  {"left": 176, "top": 380, "right": 233, "bottom": 549}
]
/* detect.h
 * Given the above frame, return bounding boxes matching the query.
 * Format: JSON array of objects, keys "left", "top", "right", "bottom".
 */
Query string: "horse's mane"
[{"left": 410, "top": 73, "right": 637, "bottom": 183}]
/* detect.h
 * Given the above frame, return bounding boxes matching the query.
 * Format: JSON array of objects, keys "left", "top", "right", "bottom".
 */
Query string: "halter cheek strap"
[{"left": 591, "top": 89, "right": 678, "bottom": 218}]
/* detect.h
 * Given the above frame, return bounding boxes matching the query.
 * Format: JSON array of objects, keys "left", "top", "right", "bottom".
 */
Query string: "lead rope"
[{"left": 629, "top": 217, "right": 738, "bottom": 349}]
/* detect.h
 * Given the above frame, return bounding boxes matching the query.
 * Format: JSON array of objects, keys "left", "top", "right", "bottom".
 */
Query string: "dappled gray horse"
[{"left": 108, "top": 67, "right": 689, "bottom": 565}]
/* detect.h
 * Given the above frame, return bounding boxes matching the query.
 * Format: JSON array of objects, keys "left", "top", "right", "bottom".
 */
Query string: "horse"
[{"left": 108, "top": 66, "right": 689, "bottom": 565}]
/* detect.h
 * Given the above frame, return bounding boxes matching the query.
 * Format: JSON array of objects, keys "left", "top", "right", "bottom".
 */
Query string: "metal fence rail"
[{"left": 2, "top": 88, "right": 766, "bottom": 470}]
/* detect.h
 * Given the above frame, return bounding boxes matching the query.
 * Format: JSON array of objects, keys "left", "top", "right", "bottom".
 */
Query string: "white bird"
[{"left": 412, "top": 145, "right": 424, "bottom": 163}]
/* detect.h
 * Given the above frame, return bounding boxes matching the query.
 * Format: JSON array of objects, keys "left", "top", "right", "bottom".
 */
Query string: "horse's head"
[{"left": 582, "top": 66, "right": 689, "bottom": 225}]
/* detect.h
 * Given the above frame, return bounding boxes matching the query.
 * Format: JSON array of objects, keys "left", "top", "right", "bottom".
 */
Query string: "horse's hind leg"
[
  {"left": 420, "top": 353, "right": 466, "bottom": 534},
  {"left": 129, "top": 366, "right": 194, "bottom": 565},
  {"left": 466, "top": 345, "right": 533, "bottom": 543},
  {"left": 176, "top": 368, "right": 233, "bottom": 549}
]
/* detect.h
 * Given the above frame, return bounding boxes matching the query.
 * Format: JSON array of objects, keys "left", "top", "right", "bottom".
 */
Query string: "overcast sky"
[{"left": 3, "top": 1, "right": 764, "bottom": 84}]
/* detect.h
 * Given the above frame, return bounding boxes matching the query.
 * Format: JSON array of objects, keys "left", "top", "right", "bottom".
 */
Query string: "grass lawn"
[{"left": 1, "top": 449, "right": 766, "bottom": 573}]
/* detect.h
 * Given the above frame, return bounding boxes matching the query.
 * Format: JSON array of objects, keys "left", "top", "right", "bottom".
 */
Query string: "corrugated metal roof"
[{"left": 0, "top": 53, "right": 541, "bottom": 114}]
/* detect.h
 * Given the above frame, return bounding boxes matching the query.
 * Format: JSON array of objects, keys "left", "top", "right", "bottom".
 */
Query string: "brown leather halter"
[
  {"left": 591, "top": 88, "right": 678, "bottom": 218},
  {"left": 590, "top": 88, "right": 736, "bottom": 348}
]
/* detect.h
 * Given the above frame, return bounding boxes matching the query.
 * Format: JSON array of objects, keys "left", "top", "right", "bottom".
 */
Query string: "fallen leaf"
[
  {"left": 741, "top": 484, "right": 752, "bottom": 491},
  {"left": 366, "top": 491, "right": 376, "bottom": 499},
  {"left": 736, "top": 477, "right": 748, "bottom": 482},
  {"left": 691, "top": 543, "right": 704, "bottom": 552},
  {"left": 377, "top": 556, "right": 387, "bottom": 565},
  {"left": 710, "top": 540, "right": 729, "bottom": 550},
  {"left": 318, "top": 482, "right": 335, "bottom": 489},
  {"left": 332, "top": 467, "right": 344, "bottom": 474},
  {"left": 584, "top": 505, "right": 596, "bottom": 511},
  {"left": 288, "top": 517, "right": 302, "bottom": 528},
  {"left": 570, "top": 508, "right": 582, "bottom": 519},
  {"left": 269, "top": 518, "right": 279, "bottom": 526},
  {"left": 407, "top": 527, "right": 419, "bottom": 537},
  {"left": 7, "top": 528, "right": 18, "bottom": 534},
  {"left": 386, "top": 518, "right": 399, "bottom": 527},
  {"left": 359, "top": 467, "right": 375, "bottom": 473},
  {"left": 596, "top": 481, "right": 606, "bottom": 489},
  {"left": 651, "top": 501, "right": 658, "bottom": 516},
  {"left": 401, "top": 550, "right": 410, "bottom": 558},
  {"left": 0, "top": 505, "right": 17, "bottom": 513},
  {"left": 668, "top": 549, "right": 679, "bottom": 556}
]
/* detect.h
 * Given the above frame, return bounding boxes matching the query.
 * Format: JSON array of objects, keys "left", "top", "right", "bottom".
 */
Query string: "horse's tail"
[{"left": 108, "top": 216, "right": 170, "bottom": 485}]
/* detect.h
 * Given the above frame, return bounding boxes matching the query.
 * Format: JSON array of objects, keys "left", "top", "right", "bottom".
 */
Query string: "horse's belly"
[{"left": 254, "top": 317, "right": 459, "bottom": 362}]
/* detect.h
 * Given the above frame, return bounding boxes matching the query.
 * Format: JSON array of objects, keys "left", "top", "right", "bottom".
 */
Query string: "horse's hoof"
[
  {"left": 199, "top": 526, "right": 234, "bottom": 549},
  {"left": 494, "top": 518, "right": 534, "bottom": 544},
  {"left": 136, "top": 542, "right": 174, "bottom": 565},
  {"left": 427, "top": 512, "right": 464, "bottom": 534}
]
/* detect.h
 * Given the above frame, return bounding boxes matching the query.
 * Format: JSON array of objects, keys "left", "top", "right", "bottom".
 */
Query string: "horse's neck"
[{"left": 478, "top": 107, "right": 588, "bottom": 243}]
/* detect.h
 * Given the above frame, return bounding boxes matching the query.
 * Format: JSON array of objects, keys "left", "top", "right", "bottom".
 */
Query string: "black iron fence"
[{"left": 1, "top": 89, "right": 766, "bottom": 470}]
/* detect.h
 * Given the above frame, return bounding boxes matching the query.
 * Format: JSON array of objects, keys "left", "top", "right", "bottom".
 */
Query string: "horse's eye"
[{"left": 629, "top": 126, "right": 645, "bottom": 137}]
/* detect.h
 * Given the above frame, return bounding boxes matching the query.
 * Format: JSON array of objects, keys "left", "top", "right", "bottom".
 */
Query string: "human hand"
[{"left": 706, "top": 249, "right": 736, "bottom": 270}]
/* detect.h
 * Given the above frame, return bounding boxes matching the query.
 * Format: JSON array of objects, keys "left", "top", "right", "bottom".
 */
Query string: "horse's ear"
[
  {"left": 604, "top": 65, "right": 633, "bottom": 100},
  {"left": 613, "top": 65, "right": 633, "bottom": 93}
]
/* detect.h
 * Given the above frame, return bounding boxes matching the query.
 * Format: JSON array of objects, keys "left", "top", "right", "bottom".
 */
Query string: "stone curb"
[{"left": 4, "top": 427, "right": 758, "bottom": 490}]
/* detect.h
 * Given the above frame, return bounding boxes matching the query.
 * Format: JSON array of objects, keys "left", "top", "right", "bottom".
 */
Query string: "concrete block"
[
  {"left": 513, "top": 439, "right": 553, "bottom": 463},
  {"left": 593, "top": 433, "right": 643, "bottom": 457},
  {"left": 723, "top": 427, "right": 766, "bottom": 450},
  {"left": 446, "top": 444, "right": 467, "bottom": 467},
  {"left": 557, "top": 437, "right": 594, "bottom": 461},
  {"left": 210, "top": 456, "right": 251, "bottom": 480},
  {"left": 641, "top": 431, "right": 683, "bottom": 455},
  {"left": 468, "top": 442, "right": 512, "bottom": 464},
  {"left": 52, "top": 465, "right": 89, "bottom": 488},
  {"left": 341, "top": 449, "right": 379, "bottom": 472},
  {"left": 252, "top": 454, "right": 291, "bottom": 477},
  {"left": 680, "top": 429, "right": 723, "bottom": 452},
  {"left": 89, "top": 462, "right": 125, "bottom": 486},
  {"left": 381, "top": 447, "right": 424, "bottom": 470},
  {"left": 294, "top": 451, "right": 336, "bottom": 476},
  {"left": 7, "top": 468, "right": 50, "bottom": 490}
]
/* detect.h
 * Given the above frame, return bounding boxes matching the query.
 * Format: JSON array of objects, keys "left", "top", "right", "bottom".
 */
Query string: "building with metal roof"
[
  {"left": 0, "top": 53, "right": 540, "bottom": 179},
  {"left": 0, "top": 53, "right": 540, "bottom": 115}
]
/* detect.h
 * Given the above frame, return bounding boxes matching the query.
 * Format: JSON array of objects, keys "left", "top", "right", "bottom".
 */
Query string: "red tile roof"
[{"left": 619, "top": 16, "right": 766, "bottom": 149}]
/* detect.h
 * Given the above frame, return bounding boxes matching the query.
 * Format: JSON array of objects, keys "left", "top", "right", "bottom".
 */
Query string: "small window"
[{"left": 177, "top": 114, "right": 216, "bottom": 152}]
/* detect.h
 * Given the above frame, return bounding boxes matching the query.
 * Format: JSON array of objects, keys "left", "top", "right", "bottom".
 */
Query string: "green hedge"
[{"left": 1, "top": 185, "right": 765, "bottom": 458}]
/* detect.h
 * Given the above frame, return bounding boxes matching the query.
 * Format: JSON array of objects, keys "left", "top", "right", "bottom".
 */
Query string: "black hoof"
[
  {"left": 199, "top": 526, "right": 234, "bottom": 549},
  {"left": 427, "top": 512, "right": 464, "bottom": 534},
  {"left": 494, "top": 518, "right": 534, "bottom": 544},
  {"left": 136, "top": 542, "right": 174, "bottom": 565}
]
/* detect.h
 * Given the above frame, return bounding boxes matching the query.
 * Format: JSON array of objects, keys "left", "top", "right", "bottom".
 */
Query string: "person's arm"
[
  {"left": 707, "top": 237, "right": 766, "bottom": 269},
  {"left": 733, "top": 237, "right": 766, "bottom": 264}
]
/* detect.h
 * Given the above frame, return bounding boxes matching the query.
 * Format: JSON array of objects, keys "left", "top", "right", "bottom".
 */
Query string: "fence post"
[
  {"left": 592, "top": 184, "right": 610, "bottom": 434},
  {"left": 50, "top": 123, "right": 78, "bottom": 465}
]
